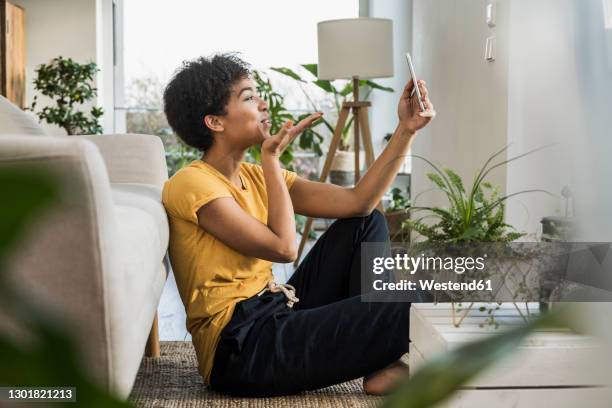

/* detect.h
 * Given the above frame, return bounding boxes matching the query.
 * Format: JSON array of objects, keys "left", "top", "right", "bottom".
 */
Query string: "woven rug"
[{"left": 129, "top": 341, "right": 382, "bottom": 407}]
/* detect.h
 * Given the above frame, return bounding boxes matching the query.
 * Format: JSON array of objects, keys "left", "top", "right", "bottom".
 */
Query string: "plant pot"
[
  {"left": 329, "top": 170, "right": 354, "bottom": 187},
  {"left": 385, "top": 210, "right": 411, "bottom": 242},
  {"left": 539, "top": 216, "right": 575, "bottom": 313},
  {"left": 329, "top": 150, "right": 355, "bottom": 187},
  {"left": 541, "top": 216, "right": 575, "bottom": 242}
]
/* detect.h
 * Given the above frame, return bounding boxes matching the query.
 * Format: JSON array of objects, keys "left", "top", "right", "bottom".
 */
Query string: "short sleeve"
[
  {"left": 282, "top": 168, "right": 298, "bottom": 190},
  {"left": 162, "top": 169, "right": 233, "bottom": 224}
]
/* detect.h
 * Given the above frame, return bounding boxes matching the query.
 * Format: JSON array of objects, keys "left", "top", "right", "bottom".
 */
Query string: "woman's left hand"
[
  {"left": 397, "top": 79, "right": 436, "bottom": 134},
  {"left": 260, "top": 112, "right": 323, "bottom": 157}
]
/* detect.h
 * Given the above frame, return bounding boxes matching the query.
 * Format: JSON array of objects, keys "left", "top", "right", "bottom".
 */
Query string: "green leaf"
[
  {"left": 280, "top": 149, "right": 294, "bottom": 169},
  {"left": 364, "top": 79, "right": 394, "bottom": 92},
  {"left": 270, "top": 67, "right": 305, "bottom": 82},
  {"left": 300, "top": 63, "right": 318, "bottom": 78},
  {"left": 444, "top": 168, "right": 465, "bottom": 195},
  {"left": 474, "top": 187, "right": 484, "bottom": 203},
  {"left": 339, "top": 82, "right": 354, "bottom": 97},
  {"left": 412, "top": 155, "right": 465, "bottom": 215},
  {"left": 426, "top": 173, "right": 447, "bottom": 191},
  {"left": 0, "top": 169, "right": 58, "bottom": 264},
  {"left": 430, "top": 207, "right": 454, "bottom": 222},
  {"left": 457, "top": 226, "right": 483, "bottom": 241},
  {"left": 313, "top": 79, "right": 335, "bottom": 94},
  {"left": 504, "top": 231, "right": 526, "bottom": 242}
]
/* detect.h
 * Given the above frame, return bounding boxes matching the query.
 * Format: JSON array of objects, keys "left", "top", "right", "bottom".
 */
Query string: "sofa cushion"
[
  {"left": 109, "top": 200, "right": 168, "bottom": 393},
  {"left": 113, "top": 203, "right": 167, "bottom": 307},
  {"left": 111, "top": 183, "right": 169, "bottom": 258},
  {"left": 0, "top": 95, "right": 46, "bottom": 136},
  {"left": 109, "top": 183, "right": 169, "bottom": 383}
]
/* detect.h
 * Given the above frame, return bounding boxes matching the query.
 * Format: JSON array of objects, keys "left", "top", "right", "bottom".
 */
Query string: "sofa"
[{"left": 0, "top": 96, "right": 169, "bottom": 398}]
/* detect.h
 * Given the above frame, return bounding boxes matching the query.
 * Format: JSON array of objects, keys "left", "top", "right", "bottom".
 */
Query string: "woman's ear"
[{"left": 204, "top": 115, "right": 224, "bottom": 132}]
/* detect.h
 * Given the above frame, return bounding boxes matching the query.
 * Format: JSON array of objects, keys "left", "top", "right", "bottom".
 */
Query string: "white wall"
[
  {"left": 409, "top": 0, "right": 612, "bottom": 238},
  {"left": 505, "top": 0, "right": 579, "bottom": 235},
  {"left": 367, "top": 0, "right": 413, "bottom": 158},
  {"left": 96, "top": 0, "right": 115, "bottom": 133},
  {"left": 366, "top": 0, "right": 413, "bottom": 199},
  {"left": 567, "top": 0, "right": 612, "bottom": 240},
  {"left": 113, "top": 0, "right": 126, "bottom": 133},
  {"left": 407, "top": 0, "right": 611, "bottom": 238},
  {"left": 410, "top": 0, "right": 511, "bottom": 223},
  {"left": 14, "top": 0, "right": 115, "bottom": 135}
]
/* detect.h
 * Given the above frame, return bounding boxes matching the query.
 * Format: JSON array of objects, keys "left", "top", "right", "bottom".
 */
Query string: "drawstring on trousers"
[{"left": 257, "top": 281, "right": 299, "bottom": 308}]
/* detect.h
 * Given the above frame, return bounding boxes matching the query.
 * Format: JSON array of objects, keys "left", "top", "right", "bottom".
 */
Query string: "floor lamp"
[{"left": 295, "top": 18, "right": 395, "bottom": 266}]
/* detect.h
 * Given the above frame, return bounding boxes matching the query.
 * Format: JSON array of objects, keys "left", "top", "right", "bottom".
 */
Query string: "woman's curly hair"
[{"left": 163, "top": 53, "right": 251, "bottom": 151}]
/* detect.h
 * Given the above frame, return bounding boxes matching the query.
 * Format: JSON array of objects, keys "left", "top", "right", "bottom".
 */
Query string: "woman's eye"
[{"left": 245, "top": 95, "right": 254, "bottom": 101}]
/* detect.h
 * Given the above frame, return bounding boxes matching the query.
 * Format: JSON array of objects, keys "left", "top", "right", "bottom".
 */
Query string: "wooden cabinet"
[{"left": 1, "top": 0, "right": 25, "bottom": 108}]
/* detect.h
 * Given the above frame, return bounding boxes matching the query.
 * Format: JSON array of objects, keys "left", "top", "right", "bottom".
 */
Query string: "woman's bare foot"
[{"left": 363, "top": 360, "right": 409, "bottom": 395}]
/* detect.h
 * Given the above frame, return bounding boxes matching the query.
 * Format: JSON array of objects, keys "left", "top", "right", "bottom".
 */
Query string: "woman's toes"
[
  {"left": 362, "top": 361, "right": 409, "bottom": 395},
  {"left": 362, "top": 377, "right": 381, "bottom": 395}
]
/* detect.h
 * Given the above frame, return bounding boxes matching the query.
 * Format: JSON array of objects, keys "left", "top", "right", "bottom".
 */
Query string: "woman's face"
[{"left": 212, "top": 76, "right": 271, "bottom": 149}]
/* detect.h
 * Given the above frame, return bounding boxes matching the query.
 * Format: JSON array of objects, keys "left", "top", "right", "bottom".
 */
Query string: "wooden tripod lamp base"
[
  {"left": 300, "top": 18, "right": 395, "bottom": 265},
  {"left": 294, "top": 88, "right": 383, "bottom": 266}
]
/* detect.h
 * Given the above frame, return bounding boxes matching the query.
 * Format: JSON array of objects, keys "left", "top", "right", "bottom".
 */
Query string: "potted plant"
[
  {"left": 271, "top": 64, "right": 393, "bottom": 186},
  {"left": 28, "top": 56, "right": 104, "bottom": 135},
  {"left": 405, "top": 145, "right": 552, "bottom": 328},
  {"left": 385, "top": 186, "right": 411, "bottom": 242},
  {"left": 541, "top": 186, "right": 574, "bottom": 242}
]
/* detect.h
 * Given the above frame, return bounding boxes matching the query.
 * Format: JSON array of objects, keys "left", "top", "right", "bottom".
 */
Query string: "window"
[{"left": 115, "top": 0, "right": 358, "bottom": 175}]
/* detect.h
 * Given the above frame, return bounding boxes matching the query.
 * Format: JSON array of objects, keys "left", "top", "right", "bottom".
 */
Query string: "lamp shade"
[{"left": 317, "top": 18, "right": 394, "bottom": 80}]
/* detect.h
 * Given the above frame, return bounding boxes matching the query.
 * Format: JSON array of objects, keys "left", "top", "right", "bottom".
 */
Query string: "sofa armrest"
[
  {"left": 0, "top": 135, "right": 119, "bottom": 389},
  {"left": 82, "top": 134, "right": 168, "bottom": 187},
  {"left": 0, "top": 135, "right": 167, "bottom": 396}
]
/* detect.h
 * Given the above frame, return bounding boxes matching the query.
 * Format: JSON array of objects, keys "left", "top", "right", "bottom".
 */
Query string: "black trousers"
[{"left": 209, "top": 210, "right": 412, "bottom": 397}]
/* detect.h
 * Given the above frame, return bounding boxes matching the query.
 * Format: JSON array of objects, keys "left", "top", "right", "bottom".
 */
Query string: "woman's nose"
[{"left": 258, "top": 97, "right": 268, "bottom": 112}]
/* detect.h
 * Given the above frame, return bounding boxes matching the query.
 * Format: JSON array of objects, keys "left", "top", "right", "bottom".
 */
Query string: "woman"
[{"left": 162, "top": 53, "right": 435, "bottom": 397}]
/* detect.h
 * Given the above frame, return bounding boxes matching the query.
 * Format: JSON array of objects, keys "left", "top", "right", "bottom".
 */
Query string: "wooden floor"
[{"left": 158, "top": 237, "right": 315, "bottom": 341}]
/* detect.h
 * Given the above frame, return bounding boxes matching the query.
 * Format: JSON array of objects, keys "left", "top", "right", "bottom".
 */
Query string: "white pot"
[
  {"left": 330, "top": 150, "right": 355, "bottom": 172},
  {"left": 329, "top": 150, "right": 366, "bottom": 187}
]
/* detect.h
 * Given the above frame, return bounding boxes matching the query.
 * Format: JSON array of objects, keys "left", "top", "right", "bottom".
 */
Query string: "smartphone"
[{"left": 405, "top": 53, "right": 426, "bottom": 112}]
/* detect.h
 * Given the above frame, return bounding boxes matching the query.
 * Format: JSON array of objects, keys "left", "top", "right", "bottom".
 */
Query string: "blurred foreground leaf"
[
  {"left": 0, "top": 168, "right": 132, "bottom": 407},
  {"left": 0, "top": 169, "right": 58, "bottom": 264}
]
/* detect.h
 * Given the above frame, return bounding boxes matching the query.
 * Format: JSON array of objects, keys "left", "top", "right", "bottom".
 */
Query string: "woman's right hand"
[
  {"left": 261, "top": 112, "right": 323, "bottom": 158},
  {"left": 397, "top": 79, "right": 435, "bottom": 134}
]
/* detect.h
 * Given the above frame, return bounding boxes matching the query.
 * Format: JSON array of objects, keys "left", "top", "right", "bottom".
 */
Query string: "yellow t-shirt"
[{"left": 161, "top": 160, "right": 298, "bottom": 385}]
